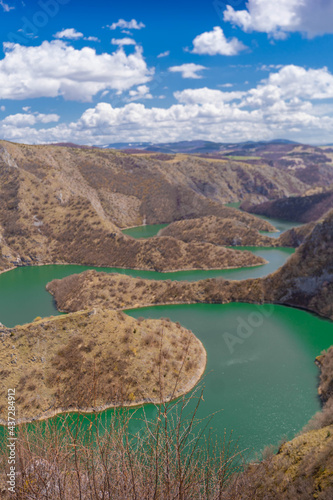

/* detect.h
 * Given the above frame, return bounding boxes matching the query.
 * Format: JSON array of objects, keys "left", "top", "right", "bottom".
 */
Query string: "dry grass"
[
  {"left": 0, "top": 309, "right": 206, "bottom": 423},
  {"left": 158, "top": 216, "right": 278, "bottom": 247},
  {"left": 46, "top": 269, "right": 268, "bottom": 313}
]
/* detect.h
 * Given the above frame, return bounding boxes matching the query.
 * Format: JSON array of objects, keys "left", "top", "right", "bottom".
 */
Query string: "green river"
[{"left": 0, "top": 217, "right": 332, "bottom": 457}]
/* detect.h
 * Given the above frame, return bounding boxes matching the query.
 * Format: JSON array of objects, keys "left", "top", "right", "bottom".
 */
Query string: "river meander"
[{"left": 0, "top": 221, "right": 332, "bottom": 457}]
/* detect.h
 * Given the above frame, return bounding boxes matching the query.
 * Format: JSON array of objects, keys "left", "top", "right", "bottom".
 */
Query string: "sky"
[{"left": 0, "top": 0, "right": 333, "bottom": 145}]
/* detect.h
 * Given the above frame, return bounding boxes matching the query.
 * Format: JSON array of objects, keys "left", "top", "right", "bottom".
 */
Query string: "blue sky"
[{"left": 0, "top": 0, "right": 333, "bottom": 145}]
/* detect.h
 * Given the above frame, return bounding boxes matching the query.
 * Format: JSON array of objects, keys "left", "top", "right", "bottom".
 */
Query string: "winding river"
[{"left": 0, "top": 215, "right": 332, "bottom": 458}]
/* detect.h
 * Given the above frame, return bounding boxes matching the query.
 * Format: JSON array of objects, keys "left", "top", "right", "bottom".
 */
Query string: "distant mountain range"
[{"left": 97, "top": 139, "right": 300, "bottom": 154}]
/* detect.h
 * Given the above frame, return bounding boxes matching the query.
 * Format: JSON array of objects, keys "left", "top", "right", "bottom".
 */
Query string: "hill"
[
  {"left": 0, "top": 139, "right": 307, "bottom": 229},
  {"left": 0, "top": 141, "right": 273, "bottom": 272},
  {"left": 101, "top": 140, "right": 333, "bottom": 188},
  {"left": 158, "top": 216, "right": 314, "bottom": 248},
  {"left": 242, "top": 189, "right": 333, "bottom": 223},
  {"left": 48, "top": 210, "right": 333, "bottom": 321}
]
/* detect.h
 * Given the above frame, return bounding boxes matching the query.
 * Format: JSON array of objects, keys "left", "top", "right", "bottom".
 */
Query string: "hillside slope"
[
  {"left": 158, "top": 216, "right": 278, "bottom": 247},
  {"left": 1, "top": 140, "right": 306, "bottom": 228},
  {"left": 242, "top": 189, "right": 333, "bottom": 223},
  {"left": 158, "top": 216, "right": 314, "bottom": 248},
  {"left": 0, "top": 143, "right": 269, "bottom": 272}
]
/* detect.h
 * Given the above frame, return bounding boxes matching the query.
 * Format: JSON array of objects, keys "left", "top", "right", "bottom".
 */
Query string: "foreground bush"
[{"left": 0, "top": 388, "right": 244, "bottom": 500}]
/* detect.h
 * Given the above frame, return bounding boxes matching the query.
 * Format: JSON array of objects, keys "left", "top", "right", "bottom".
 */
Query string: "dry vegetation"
[
  {"left": 0, "top": 141, "right": 271, "bottom": 272},
  {"left": 158, "top": 215, "right": 315, "bottom": 248},
  {"left": 0, "top": 390, "right": 244, "bottom": 500},
  {"left": 46, "top": 270, "right": 266, "bottom": 313},
  {"left": 265, "top": 209, "right": 333, "bottom": 320},
  {"left": 225, "top": 425, "right": 333, "bottom": 499},
  {"left": 47, "top": 210, "right": 333, "bottom": 322},
  {"left": 0, "top": 309, "right": 206, "bottom": 423}
]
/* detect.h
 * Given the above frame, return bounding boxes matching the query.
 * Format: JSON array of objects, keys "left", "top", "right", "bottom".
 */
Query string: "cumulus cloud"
[
  {"left": 243, "top": 65, "right": 333, "bottom": 108},
  {"left": 224, "top": 0, "right": 333, "bottom": 39},
  {"left": 54, "top": 28, "right": 84, "bottom": 40},
  {"left": 108, "top": 19, "right": 145, "bottom": 30},
  {"left": 191, "top": 26, "right": 247, "bottom": 56},
  {"left": 174, "top": 87, "right": 245, "bottom": 104},
  {"left": 0, "top": 41, "right": 154, "bottom": 101},
  {"left": 2, "top": 112, "right": 59, "bottom": 127},
  {"left": 128, "top": 85, "right": 153, "bottom": 101},
  {"left": 168, "top": 63, "right": 207, "bottom": 79},
  {"left": 1, "top": 65, "right": 333, "bottom": 145},
  {"left": 111, "top": 38, "right": 136, "bottom": 46}
]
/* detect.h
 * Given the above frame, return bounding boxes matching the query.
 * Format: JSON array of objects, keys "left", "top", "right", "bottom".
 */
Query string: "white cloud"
[
  {"left": 174, "top": 87, "right": 245, "bottom": 104},
  {"left": 224, "top": 0, "right": 333, "bottom": 39},
  {"left": 0, "top": 1, "right": 14, "bottom": 12},
  {"left": 243, "top": 65, "right": 333, "bottom": 108},
  {"left": 168, "top": 63, "right": 207, "bottom": 79},
  {"left": 0, "top": 105, "right": 5, "bottom": 112},
  {"left": 2, "top": 65, "right": 333, "bottom": 146},
  {"left": 157, "top": 51, "right": 170, "bottom": 58},
  {"left": 191, "top": 26, "right": 247, "bottom": 56},
  {"left": 128, "top": 85, "right": 153, "bottom": 101},
  {"left": 54, "top": 28, "right": 84, "bottom": 40},
  {"left": 0, "top": 41, "right": 154, "bottom": 101},
  {"left": 54, "top": 29, "right": 99, "bottom": 42},
  {"left": 111, "top": 38, "right": 136, "bottom": 46},
  {"left": 108, "top": 19, "right": 145, "bottom": 30},
  {"left": 2, "top": 112, "right": 59, "bottom": 127}
]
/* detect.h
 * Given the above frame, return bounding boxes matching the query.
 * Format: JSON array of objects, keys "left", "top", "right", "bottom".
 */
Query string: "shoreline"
[{"left": 0, "top": 257, "right": 269, "bottom": 278}]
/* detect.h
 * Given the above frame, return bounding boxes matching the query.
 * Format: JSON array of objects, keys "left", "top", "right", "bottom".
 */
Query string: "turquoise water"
[
  {"left": 122, "top": 224, "right": 169, "bottom": 238},
  {"left": 122, "top": 209, "right": 303, "bottom": 242},
  {"left": 0, "top": 247, "right": 293, "bottom": 328},
  {"left": 0, "top": 214, "right": 330, "bottom": 457},
  {"left": 124, "top": 303, "right": 333, "bottom": 455}
]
